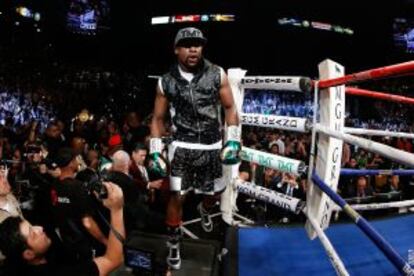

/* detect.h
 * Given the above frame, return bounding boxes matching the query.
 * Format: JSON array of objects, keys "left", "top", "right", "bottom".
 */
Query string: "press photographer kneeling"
[{"left": 0, "top": 181, "right": 125, "bottom": 276}]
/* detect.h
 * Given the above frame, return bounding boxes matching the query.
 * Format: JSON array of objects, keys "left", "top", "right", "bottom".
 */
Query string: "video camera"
[{"left": 79, "top": 170, "right": 109, "bottom": 200}]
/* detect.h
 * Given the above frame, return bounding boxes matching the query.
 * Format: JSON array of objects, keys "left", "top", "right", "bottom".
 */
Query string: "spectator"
[
  {"left": 51, "top": 147, "right": 108, "bottom": 262},
  {"left": 129, "top": 143, "right": 166, "bottom": 205},
  {"left": 351, "top": 176, "right": 375, "bottom": 198},
  {"left": 0, "top": 182, "right": 125, "bottom": 276},
  {"left": 381, "top": 175, "right": 402, "bottom": 194},
  {"left": 107, "top": 150, "right": 163, "bottom": 233},
  {"left": 274, "top": 173, "right": 305, "bottom": 223}
]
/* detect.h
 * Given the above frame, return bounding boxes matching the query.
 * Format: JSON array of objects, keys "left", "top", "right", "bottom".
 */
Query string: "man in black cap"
[
  {"left": 149, "top": 27, "right": 241, "bottom": 269},
  {"left": 50, "top": 147, "right": 108, "bottom": 262}
]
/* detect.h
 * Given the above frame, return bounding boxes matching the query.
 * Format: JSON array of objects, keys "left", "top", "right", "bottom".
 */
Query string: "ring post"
[{"left": 306, "top": 59, "right": 345, "bottom": 239}]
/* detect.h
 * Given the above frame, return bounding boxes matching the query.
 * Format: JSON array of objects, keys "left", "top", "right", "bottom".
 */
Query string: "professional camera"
[
  {"left": 26, "top": 144, "right": 42, "bottom": 154},
  {"left": 23, "top": 144, "right": 42, "bottom": 156},
  {"left": 80, "top": 170, "right": 109, "bottom": 200},
  {"left": 124, "top": 231, "right": 169, "bottom": 276},
  {"left": 87, "top": 178, "right": 108, "bottom": 200}
]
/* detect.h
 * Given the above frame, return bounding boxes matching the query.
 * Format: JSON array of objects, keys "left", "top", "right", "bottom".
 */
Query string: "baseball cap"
[
  {"left": 174, "top": 27, "right": 207, "bottom": 47},
  {"left": 55, "top": 147, "right": 76, "bottom": 168},
  {"left": 108, "top": 134, "right": 122, "bottom": 148}
]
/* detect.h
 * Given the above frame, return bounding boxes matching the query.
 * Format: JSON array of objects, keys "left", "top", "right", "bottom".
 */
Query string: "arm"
[
  {"left": 150, "top": 84, "right": 169, "bottom": 138},
  {"left": 94, "top": 182, "right": 125, "bottom": 276},
  {"left": 148, "top": 84, "right": 170, "bottom": 177},
  {"left": 82, "top": 215, "right": 108, "bottom": 246},
  {"left": 220, "top": 72, "right": 242, "bottom": 165},
  {"left": 219, "top": 73, "right": 239, "bottom": 126}
]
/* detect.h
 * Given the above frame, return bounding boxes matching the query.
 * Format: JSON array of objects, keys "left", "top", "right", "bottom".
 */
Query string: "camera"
[
  {"left": 80, "top": 171, "right": 109, "bottom": 200},
  {"left": 26, "top": 144, "right": 42, "bottom": 154},
  {"left": 124, "top": 231, "right": 169, "bottom": 276},
  {"left": 87, "top": 178, "right": 109, "bottom": 200}
]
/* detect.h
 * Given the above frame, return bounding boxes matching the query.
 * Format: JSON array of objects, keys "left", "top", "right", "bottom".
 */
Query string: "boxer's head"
[{"left": 174, "top": 27, "right": 207, "bottom": 70}]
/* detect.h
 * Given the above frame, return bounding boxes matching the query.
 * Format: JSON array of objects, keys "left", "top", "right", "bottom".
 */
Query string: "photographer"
[
  {"left": 0, "top": 182, "right": 125, "bottom": 276},
  {"left": 22, "top": 144, "right": 57, "bottom": 224},
  {"left": 51, "top": 147, "right": 108, "bottom": 261}
]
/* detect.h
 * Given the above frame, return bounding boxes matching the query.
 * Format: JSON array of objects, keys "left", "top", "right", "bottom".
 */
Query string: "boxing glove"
[
  {"left": 221, "top": 125, "right": 241, "bottom": 165},
  {"left": 148, "top": 138, "right": 168, "bottom": 177}
]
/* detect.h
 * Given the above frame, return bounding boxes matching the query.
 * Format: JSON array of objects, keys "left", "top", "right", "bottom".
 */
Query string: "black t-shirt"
[
  {"left": 5, "top": 260, "right": 99, "bottom": 276},
  {"left": 50, "top": 177, "right": 96, "bottom": 260},
  {"left": 26, "top": 260, "right": 99, "bottom": 276},
  {"left": 51, "top": 177, "right": 94, "bottom": 225},
  {"left": 2, "top": 240, "right": 99, "bottom": 276}
]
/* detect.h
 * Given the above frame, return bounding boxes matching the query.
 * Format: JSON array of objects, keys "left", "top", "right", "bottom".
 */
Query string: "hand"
[
  {"left": 221, "top": 125, "right": 241, "bottom": 165},
  {"left": 148, "top": 137, "right": 168, "bottom": 177},
  {"left": 148, "top": 153, "right": 168, "bottom": 177},
  {"left": 148, "top": 179, "right": 163, "bottom": 190},
  {"left": 101, "top": 182, "right": 124, "bottom": 211},
  {"left": 220, "top": 140, "right": 241, "bottom": 165}
]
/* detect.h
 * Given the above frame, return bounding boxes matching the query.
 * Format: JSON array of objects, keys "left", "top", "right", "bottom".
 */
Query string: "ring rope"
[
  {"left": 240, "top": 146, "right": 306, "bottom": 175},
  {"left": 235, "top": 179, "right": 304, "bottom": 214},
  {"left": 317, "top": 61, "right": 414, "bottom": 89},
  {"left": 315, "top": 124, "right": 414, "bottom": 168},
  {"left": 304, "top": 209, "right": 350, "bottom": 276},
  {"left": 333, "top": 199, "right": 414, "bottom": 212},
  {"left": 341, "top": 168, "right": 414, "bottom": 176},
  {"left": 344, "top": 127, "right": 414, "bottom": 139},
  {"left": 241, "top": 113, "right": 310, "bottom": 132},
  {"left": 346, "top": 87, "right": 414, "bottom": 105},
  {"left": 312, "top": 173, "right": 414, "bottom": 276}
]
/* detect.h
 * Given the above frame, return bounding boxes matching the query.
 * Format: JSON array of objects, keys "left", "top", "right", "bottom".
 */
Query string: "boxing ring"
[{"left": 217, "top": 60, "right": 414, "bottom": 275}]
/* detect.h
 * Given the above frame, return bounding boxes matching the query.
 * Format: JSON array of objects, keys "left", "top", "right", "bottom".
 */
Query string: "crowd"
[
  {"left": 243, "top": 87, "right": 414, "bottom": 133},
  {"left": 0, "top": 110, "right": 167, "bottom": 275},
  {"left": 242, "top": 90, "right": 314, "bottom": 117}
]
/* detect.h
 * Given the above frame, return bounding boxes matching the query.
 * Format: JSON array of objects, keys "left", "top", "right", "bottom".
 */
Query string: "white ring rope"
[
  {"left": 333, "top": 199, "right": 414, "bottom": 212},
  {"left": 240, "top": 76, "right": 312, "bottom": 92},
  {"left": 240, "top": 146, "right": 307, "bottom": 175},
  {"left": 304, "top": 210, "right": 350, "bottom": 276},
  {"left": 235, "top": 179, "right": 304, "bottom": 214},
  {"left": 344, "top": 127, "right": 414, "bottom": 139},
  {"left": 241, "top": 113, "right": 310, "bottom": 132},
  {"left": 315, "top": 124, "right": 414, "bottom": 168}
]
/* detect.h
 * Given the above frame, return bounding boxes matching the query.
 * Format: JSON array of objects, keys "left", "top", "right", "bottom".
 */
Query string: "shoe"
[
  {"left": 198, "top": 203, "right": 213, "bottom": 232},
  {"left": 166, "top": 241, "right": 181, "bottom": 270}
]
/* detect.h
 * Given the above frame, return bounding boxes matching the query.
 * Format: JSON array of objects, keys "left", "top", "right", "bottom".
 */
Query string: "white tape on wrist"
[
  {"left": 227, "top": 125, "right": 241, "bottom": 142},
  {"left": 149, "top": 138, "right": 163, "bottom": 154}
]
